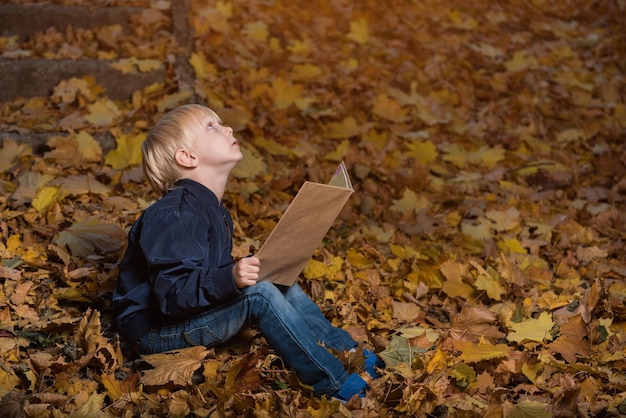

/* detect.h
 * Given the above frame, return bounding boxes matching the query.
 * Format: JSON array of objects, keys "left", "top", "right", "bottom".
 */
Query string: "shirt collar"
[{"left": 175, "top": 178, "right": 221, "bottom": 207}]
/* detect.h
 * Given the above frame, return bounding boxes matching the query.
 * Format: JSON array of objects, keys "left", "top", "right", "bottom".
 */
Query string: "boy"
[{"left": 111, "top": 104, "right": 383, "bottom": 401}]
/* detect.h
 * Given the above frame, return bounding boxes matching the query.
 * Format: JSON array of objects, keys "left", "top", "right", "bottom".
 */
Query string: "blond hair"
[{"left": 142, "top": 104, "right": 220, "bottom": 195}]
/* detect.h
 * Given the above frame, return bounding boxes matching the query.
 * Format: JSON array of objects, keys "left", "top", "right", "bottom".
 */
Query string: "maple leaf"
[
  {"left": 225, "top": 352, "right": 263, "bottom": 392},
  {"left": 379, "top": 335, "right": 427, "bottom": 368},
  {"left": 503, "top": 399, "right": 551, "bottom": 418},
  {"left": 50, "top": 175, "right": 111, "bottom": 196},
  {"left": 405, "top": 139, "right": 438, "bottom": 164},
  {"left": 141, "top": 346, "right": 210, "bottom": 386},
  {"left": 372, "top": 93, "right": 407, "bottom": 123},
  {"left": 440, "top": 259, "right": 474, "bottom": 300},
  {"left": 0, "top": 139, "right": 32, "bottom": 172},
  {"left": 392, "top": 300, "right": 421, "bottom": 323},
  {"left": 271, "top": 77, "right": 304, "bottom": 110},
  {"left": 54, "top": 217, "right": 125, "bottom": 258},
  {"left": 104, "top": 132, "right": 144, "bottom": 169},
  {"left": 189, "top": 52, "right": 217, "bottom": 80},
  {"left": 84, "top": 99, "right": 120, "bottom": 127},
  {"left": 453, "top": 338, "right": 510, "bottom": 363},
  {"left": 346, "top": 18, "right": 369, "bottom": 44},
  {"left": 322, "top": 118, "right": 361, "bottom": 139},
  {"left": 449, "top": 305, "right": 505, "bottom": 342},
  {"left": 31, "top": 185, "right": 62, "bottom": 213},
  {"left": 101, "top": 373, "right": 140, "bottom": 401},
  {"left": 390, "top": 188, "right": 431, "bottom": 215},
  {"left": 508, "top": 312, "right": 554, "bottom": 344}
]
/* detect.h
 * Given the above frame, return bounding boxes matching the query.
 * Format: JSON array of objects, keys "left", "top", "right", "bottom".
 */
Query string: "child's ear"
[{"left": 175, "top": 149, "right": 198, "bottom": 168}]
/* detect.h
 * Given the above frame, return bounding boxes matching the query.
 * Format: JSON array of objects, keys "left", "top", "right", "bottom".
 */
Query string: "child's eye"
[{"left": 207, "top": 122, "right": 215, "bottom": 129}]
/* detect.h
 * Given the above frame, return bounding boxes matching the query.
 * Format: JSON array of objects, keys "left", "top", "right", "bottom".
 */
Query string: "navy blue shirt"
[{"left": 112, "top": 179, "right": 241, "bottom": 344}]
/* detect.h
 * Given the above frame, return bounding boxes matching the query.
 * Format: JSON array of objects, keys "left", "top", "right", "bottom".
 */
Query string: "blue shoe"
[
  {"left": 362, "top": 349, "right": 385, "bottom": 378},
  {"left": 332, "top": 373, "right": 367, "bottom": 402}
]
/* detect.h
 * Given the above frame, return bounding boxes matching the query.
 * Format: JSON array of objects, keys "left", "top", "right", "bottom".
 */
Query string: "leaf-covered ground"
[{"left": 1, "top": 0, "right": 625, "bottom": 417}]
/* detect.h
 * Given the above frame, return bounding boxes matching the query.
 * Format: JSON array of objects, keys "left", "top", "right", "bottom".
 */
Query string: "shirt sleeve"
[{"left": 138, "top": 209, "right": 240, "bottom": 318}]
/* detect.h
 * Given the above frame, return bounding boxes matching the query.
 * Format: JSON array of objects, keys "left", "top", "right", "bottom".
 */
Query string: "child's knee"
[{"left": 249, "top": 280, "right": 279, "bottom": 298}]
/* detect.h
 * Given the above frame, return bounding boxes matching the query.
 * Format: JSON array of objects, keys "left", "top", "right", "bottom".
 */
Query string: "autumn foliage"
[{"left": 0, "top": 0, "right": 625, "bottom": 417}]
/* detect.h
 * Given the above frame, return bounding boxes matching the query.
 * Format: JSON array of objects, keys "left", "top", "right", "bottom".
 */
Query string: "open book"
[{"left": 256, "top": 161, "right": 354, "bottom": 286}]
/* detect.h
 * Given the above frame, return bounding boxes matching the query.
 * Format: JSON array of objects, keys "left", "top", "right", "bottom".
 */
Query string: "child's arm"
[{"left": 139, "top": 210, "right": 240, "bottom": 317}]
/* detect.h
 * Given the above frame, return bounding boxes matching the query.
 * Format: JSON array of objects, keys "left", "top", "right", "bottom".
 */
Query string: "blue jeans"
[{"left": 139, "top": 281, "right": 357, "bottom": 396}]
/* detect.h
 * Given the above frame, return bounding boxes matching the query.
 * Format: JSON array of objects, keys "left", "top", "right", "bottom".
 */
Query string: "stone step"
[
  {"left": 0, "top": 3, "right": 171, "bottom": 101},
  {"left": 0, "top": 58, "right": 166, "bottom": 102},
  {"left": 0, "top": 3, "right": 146, "bottom": 39},
  {"left": 0, "top": 1, "right": 195, "bottom": 152}
]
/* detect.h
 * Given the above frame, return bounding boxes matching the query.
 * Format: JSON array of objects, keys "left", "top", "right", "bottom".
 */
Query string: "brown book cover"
[{"left": 256, "top": 161, "right": 354, "bottom": 286}]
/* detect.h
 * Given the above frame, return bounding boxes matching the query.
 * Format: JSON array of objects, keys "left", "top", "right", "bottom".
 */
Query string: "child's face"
[{"left": 189, "top": 110, "right": 243, "bottom": 169}]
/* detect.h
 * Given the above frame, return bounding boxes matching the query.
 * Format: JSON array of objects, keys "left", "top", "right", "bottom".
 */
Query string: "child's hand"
[{"left": 233, "top": 256, "right": 260, "bottom": 288}]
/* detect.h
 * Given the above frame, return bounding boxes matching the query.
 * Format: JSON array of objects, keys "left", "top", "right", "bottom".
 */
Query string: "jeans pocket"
[{"left": 183, "top": 325, "right": 223, "bottom": 348}]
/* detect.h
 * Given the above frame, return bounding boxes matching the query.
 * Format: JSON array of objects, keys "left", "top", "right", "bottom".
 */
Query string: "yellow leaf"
[
  {"left": 72, "top": 392, "right": 108, "bottom": 418},
  {"left": 461, "top": 221, "right": 492, "bottom": 241},
  {"left": 468, "top": 146, "right": 506, "bottom": 169},
  {"left": 51, "top": 77, "right": 95, "bottom": 103},
  {"left": 0, "top": 367, "right": 20, "bottom": 390},
  {"left": 426, "top": 348, "right": 447, "bottom": 374},
  {"left": 292, "top": 63, "right": 322, "bottom": 80},
  {"left": 0, "top": 139, "right": 31, "bottom": 173},
  {"left": 441, "top": 143, "right": 469, "bottom": 168},
  {"left": 105, "top": 132, "right": 144, "bottom": 170},
  {"left": 390, "top": 188, "right": 430, "bottom": 215},
  {"left": 271, "top": 77, "right": 303, "bottom": 110},
  {"left": 287, "top": 38, "right": 312, "bottom": 56},
  {"left": 505, "top": 51, "right": 539, "bottom": 72},
  {"left": 157, "top": 90, "right": 194, "bottom": 113},
  {"left": 372, "top": 93, "right": 407, "bottom": 123},
  {"left": 84, "top": 99, "right": 120, "bottom": 127},
  {"left": 216, "top": 0, "right": 232, "bottom": 18},
  {"left": 447, "top": 10, "right": 478, "bottom": 29},
  {"left": 474, "top": 271, "right": 505, "bottom": 301},
  {"left": 231, "top": 147, "right": 266, "bottom": 179},
  {"left": 322, "top": 117, "right": 361, "bottom": 139},
  {"left": 406, "top": 139, "right": 438, "bottom": 164},
  {"left": 76, "top": 131, "right": 102, "bottom": 162},
  {"left": 347, "top": 18, "right": 369, "bottom": 44},
  {"left": 498, "top": 238, "right": 527, "bottom": 254},
  {"left": 324, "top": 139, "right": 350, "bottom": 162},
  {"left": 556, "top": 128, "right": 585, "bottom": 143},
  {"left": 486, "top": 207, "right": 520, "bottom": 232},
  {"left": 254, "top": 137, "right": 293, "bottom": 157},
  {"left": 508, "top": 311, "right": 554, "bottom": 343},
  {"left": 189, "top": 52, "right": 217, "bottom": 80},
  {"left": 243, "top": 20, "right": 268, "bottom": 42},
  {"left": 136, "top": 59, "right": 163, "bottom": 73},
  {"left": 440, "top": 259, "right": 474, "bottom": 300},
  {"left": 346, "top": 248, "right": 374, "bottom": 269},
  {"left": 31, "top": 186, "right": 61, "bottom": 212},
  {"left": 109, "top": 59, "right": 135, "bottom": 74},
  {"left": 454, "top": 339, "right": 510, "bottom": 363},
  {"left": 303, "top": 256, "right": 343, "bottom": 280},
  {"left": 451, "top": 363, "right": 477, "bottom": 389}
]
